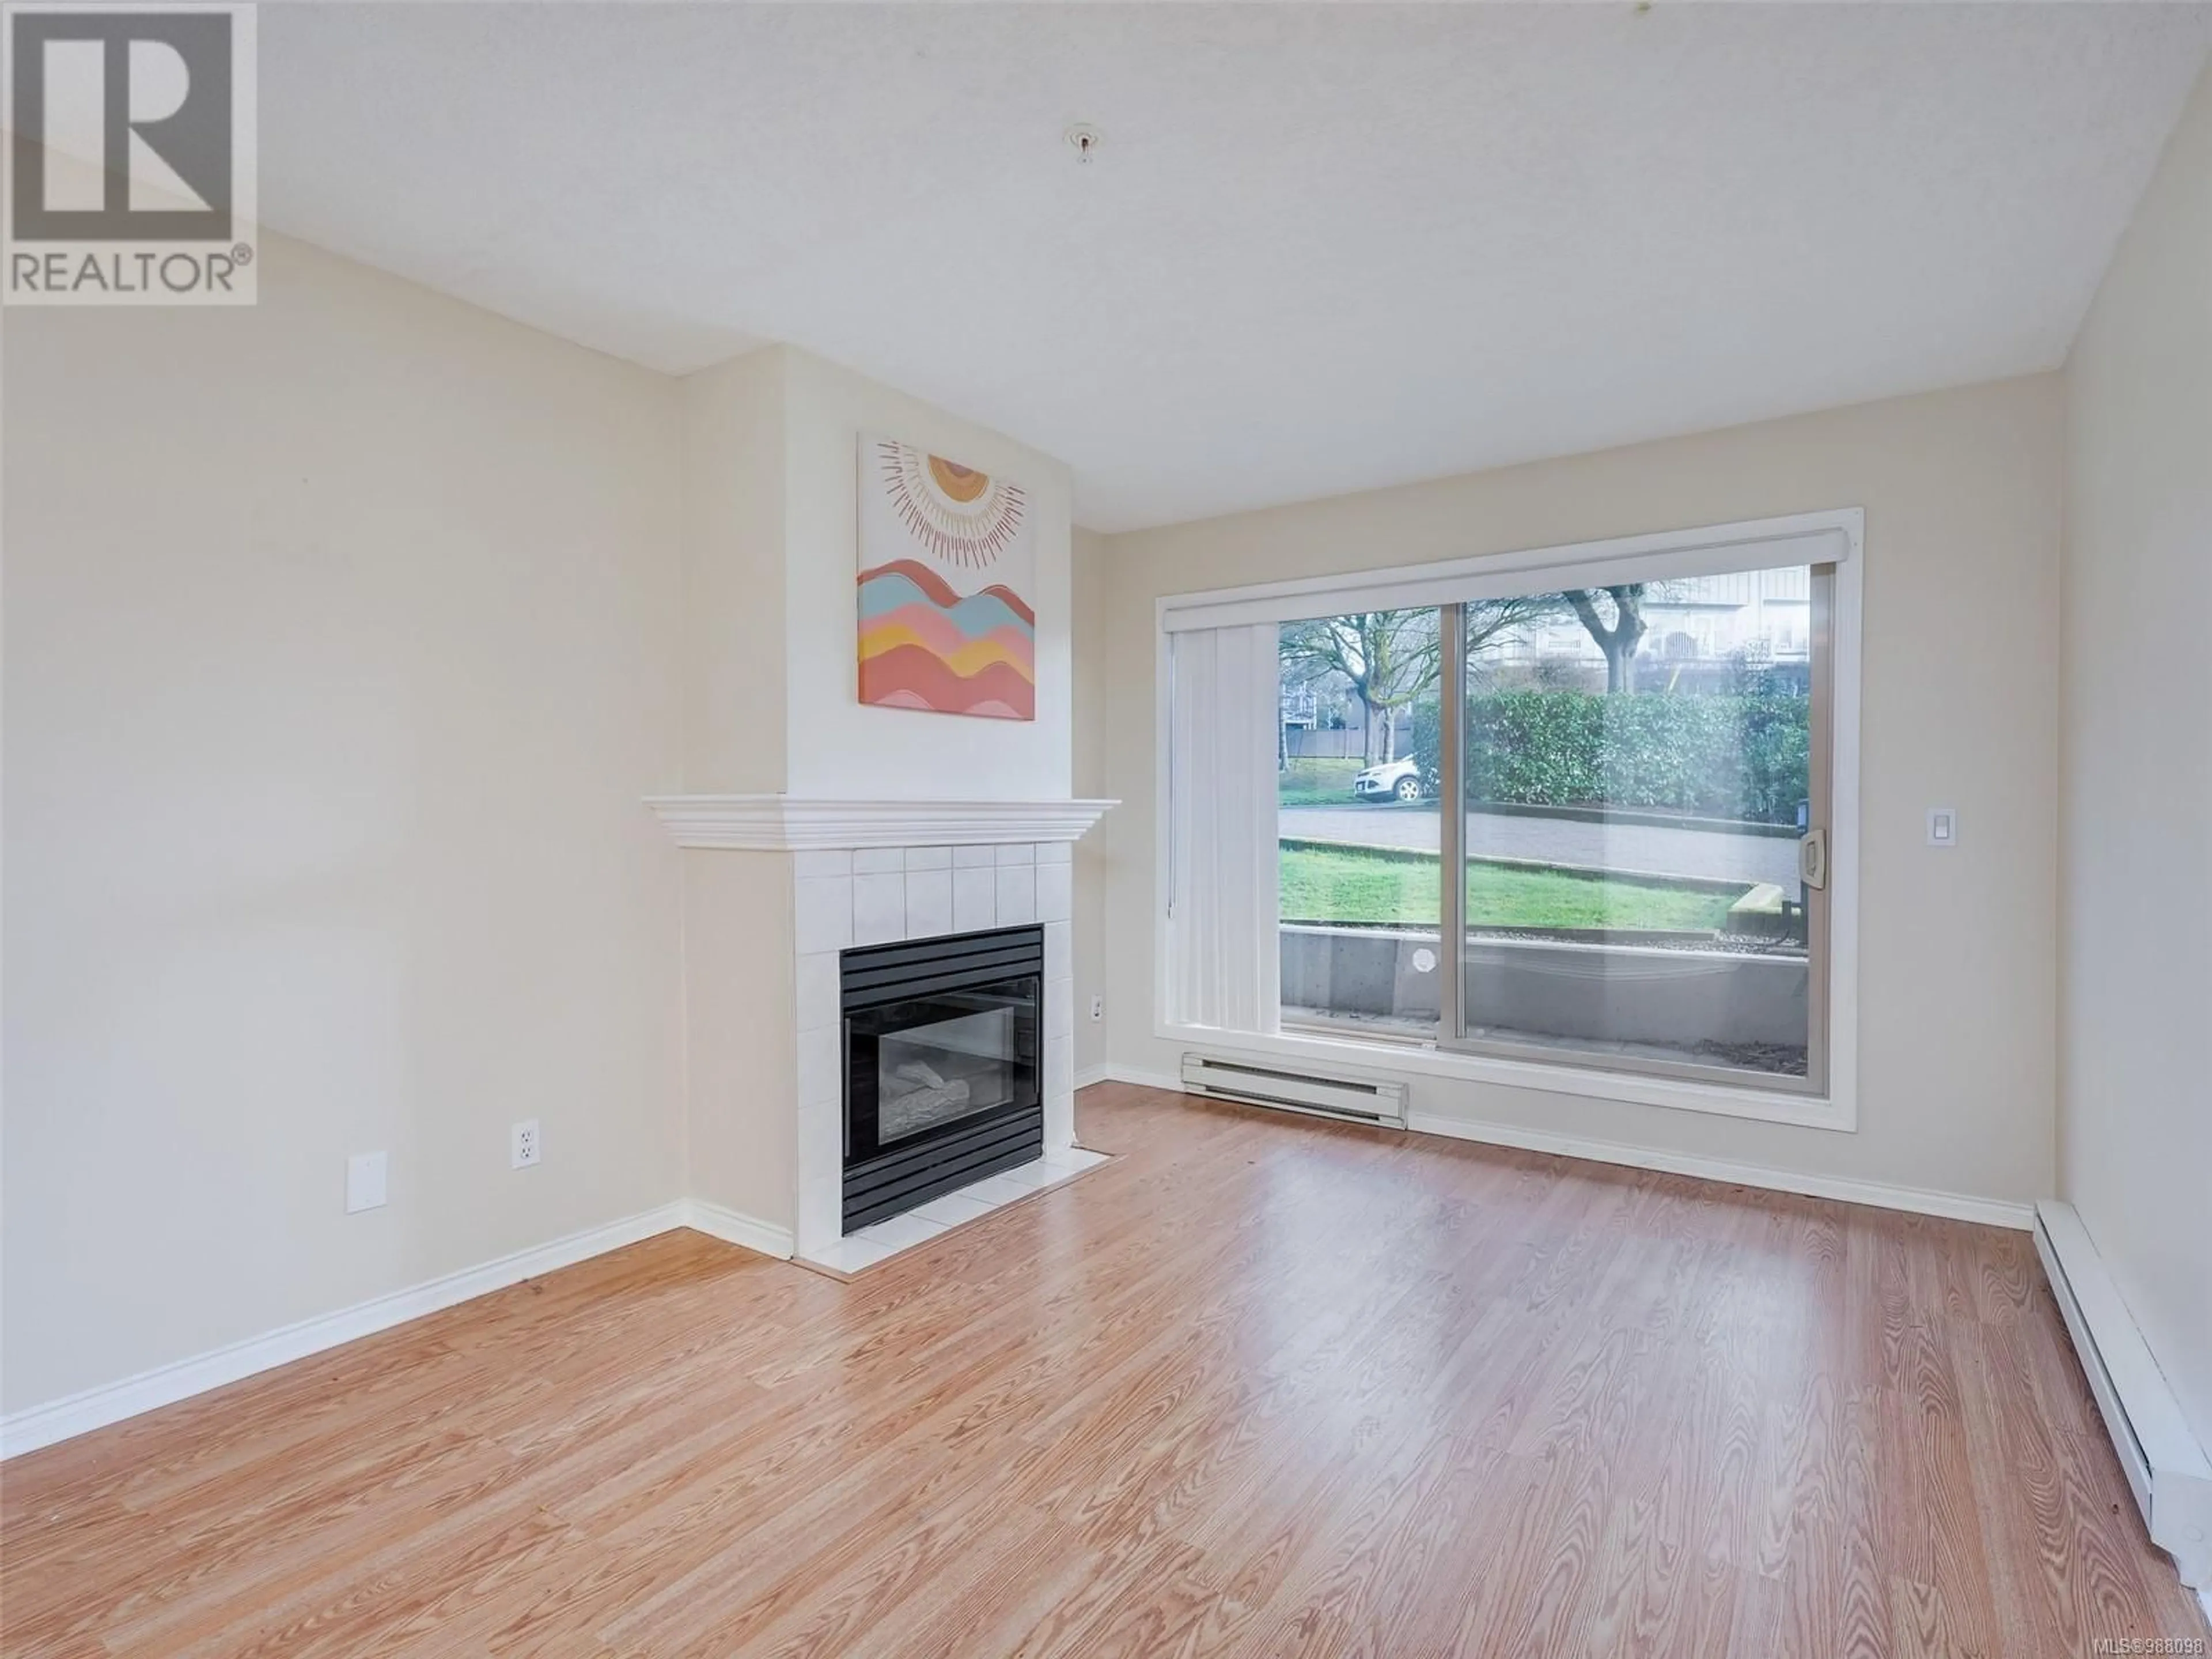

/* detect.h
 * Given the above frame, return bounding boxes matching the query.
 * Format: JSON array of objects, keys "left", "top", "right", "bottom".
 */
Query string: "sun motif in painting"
[{"left": 877, "top": 441, "right": 1029, "bottom": 570}]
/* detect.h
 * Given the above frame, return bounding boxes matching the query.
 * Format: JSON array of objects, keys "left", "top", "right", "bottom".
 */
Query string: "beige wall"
[
  {"left": 681, "top": 854, "right": 797, "bottom": 1226},
  {"left": 1, "top": 233, "right": 690, "bottom": 1414},
  {"left": 2060, "top": 63, "right": 2212, "bottom": 1450},
  {"left": 1071, "top": 528, "right": 1112, "bottom": 1077},
  {"left": 674, "top": 351, "right": 796, "bottom": 1227},
  {"left": 1081, "top": 374, "right": 2063, "bottom": 1205},
  {"left": 681, "top": 350, "right": 787, "bottom": 793}
]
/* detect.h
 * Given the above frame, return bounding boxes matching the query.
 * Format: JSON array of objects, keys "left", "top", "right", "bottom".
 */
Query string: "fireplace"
[{"left": 841, "top": 925, "right": 1044, "bottom": 1232}]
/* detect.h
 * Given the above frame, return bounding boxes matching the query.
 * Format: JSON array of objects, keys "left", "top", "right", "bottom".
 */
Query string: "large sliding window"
[
  {"left": 1444, "top": 563, "right": 1830, "bottom": 1091},
  {"left": 1161, "top": 511, "right": 1858, "bottom": 1123}
]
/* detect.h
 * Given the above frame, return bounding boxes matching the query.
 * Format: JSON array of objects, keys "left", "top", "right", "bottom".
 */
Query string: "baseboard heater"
[
  {"left": 2033, "top": 1200, "right": 2211, "bottom": 1594},
  {"left": 1179, "top": 1054, "right": 1408, "bottom": 1128}
]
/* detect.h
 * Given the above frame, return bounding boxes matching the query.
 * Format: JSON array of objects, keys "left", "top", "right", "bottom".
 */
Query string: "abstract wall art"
[{"left": 856, "top": 434, "right": 1036, "bottom": 721}]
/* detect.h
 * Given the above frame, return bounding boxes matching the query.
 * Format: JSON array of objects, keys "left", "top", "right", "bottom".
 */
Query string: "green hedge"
[{"left": 1407, "top": 689, "right": 1809, "bottom": 825}]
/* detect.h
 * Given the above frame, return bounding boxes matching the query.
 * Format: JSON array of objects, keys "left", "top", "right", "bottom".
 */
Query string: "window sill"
[{"left": 1155, "top": 1019, "right": 1855, "bottom": 1133}]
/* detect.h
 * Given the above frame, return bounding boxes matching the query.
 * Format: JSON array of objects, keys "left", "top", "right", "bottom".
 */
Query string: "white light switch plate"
[
  {"left": 1927, "top": 807, "right": 1958, "bottom": 847},
  {"left": 346, "top": 1151, "right": 387, "bottom": 1213}
]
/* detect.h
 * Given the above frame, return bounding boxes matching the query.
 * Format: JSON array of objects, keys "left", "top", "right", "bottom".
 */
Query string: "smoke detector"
[{"left": 1064, "top": 123, "right": 1103, "bottom": 164}]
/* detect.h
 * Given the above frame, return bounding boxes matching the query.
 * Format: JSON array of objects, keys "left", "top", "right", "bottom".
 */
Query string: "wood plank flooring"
[{"left": 3, "top": 1082, "right": 2203, "bottom": 1657}]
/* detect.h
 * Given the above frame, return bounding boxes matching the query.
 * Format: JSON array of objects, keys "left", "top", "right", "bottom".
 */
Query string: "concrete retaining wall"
[{"left": 1279, "top": 925, "right": 1806, "bottom": 1047}]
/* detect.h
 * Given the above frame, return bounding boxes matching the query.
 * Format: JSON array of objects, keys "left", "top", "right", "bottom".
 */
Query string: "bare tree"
[
  {"left": 1467, "top": 596, "right": 1561, "bottom": 657},
  {"left": 1563, "top": 585, "right": 1650, "bottom": 692},
  {"left": 1279, "top": 612, "right": 1436, "bottom": 763},
  {"left": 1280, "top": 599, "right": 1558, "bottom": 762}
]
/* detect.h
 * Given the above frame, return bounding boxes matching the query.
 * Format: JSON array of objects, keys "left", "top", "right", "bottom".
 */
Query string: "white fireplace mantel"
[{"left": 645, "top": 795, "right": 1117, "bottom": 851}]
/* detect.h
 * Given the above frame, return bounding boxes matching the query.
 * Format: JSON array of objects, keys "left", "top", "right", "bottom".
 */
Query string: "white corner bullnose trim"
[{"left": 644, "top": 795, "right": 1118, "bottom": 851}]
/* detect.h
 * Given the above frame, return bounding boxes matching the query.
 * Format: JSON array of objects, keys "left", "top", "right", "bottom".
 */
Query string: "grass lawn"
[
  {"left": 1280, "top": 843, "right": 1741, "bottom": 931},
  {"left": 1277, "top": 757, "right": 1365, "bottom": 806}
]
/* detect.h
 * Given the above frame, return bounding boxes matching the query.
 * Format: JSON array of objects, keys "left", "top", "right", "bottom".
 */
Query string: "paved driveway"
[{"left": 1279, "top": 804, "right": 1800, "bottom": 887}]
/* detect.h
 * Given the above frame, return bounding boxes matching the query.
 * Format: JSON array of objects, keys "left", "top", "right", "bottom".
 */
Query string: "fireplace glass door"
[{"left": 848, "top": 980, "right": 1038, "bottom": 1161}]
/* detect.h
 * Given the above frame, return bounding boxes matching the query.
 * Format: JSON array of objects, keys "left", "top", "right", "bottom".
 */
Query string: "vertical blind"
[{"left": 1164, "top": 623, "right": 1280, "bottom": 1033}]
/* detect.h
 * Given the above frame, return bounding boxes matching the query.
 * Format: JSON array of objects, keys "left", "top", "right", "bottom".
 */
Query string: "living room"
[{"left": 3, "top": 5, "right": 2208, "bottom": 1653}]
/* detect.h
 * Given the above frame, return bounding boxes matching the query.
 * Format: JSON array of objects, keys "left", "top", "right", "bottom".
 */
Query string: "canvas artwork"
[{"left": 857, "top": 434, "right": 1036, "bottom": 721}]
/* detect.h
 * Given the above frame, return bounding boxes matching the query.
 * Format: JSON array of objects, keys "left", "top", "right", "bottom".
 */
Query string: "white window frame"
[{"left": 1153, "top": 507, "right": 1862, "bottom": 1134}]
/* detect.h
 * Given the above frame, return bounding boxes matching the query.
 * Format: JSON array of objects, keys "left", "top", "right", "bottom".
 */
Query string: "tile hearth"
[{"left": 805, "top": 1143, "right": 1112, "bottom": 1275}]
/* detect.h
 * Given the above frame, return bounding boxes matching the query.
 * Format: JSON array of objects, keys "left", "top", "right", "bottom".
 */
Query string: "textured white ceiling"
[{"left": 257, "top": 3, "right": 2212, "bottom": 531}]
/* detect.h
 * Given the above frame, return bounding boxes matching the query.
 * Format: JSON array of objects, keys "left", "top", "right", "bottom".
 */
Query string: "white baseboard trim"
[
  {"left": 1070, "top": 1066, "right": 2035, "bottom": 1230},
  {"left": 1073, "top": 1063, "right": 1111, "bottom": 1090},
  {"left": 1407, "top": 1112, "right": 2035, "bottom": 1230},
  {"left": 682, "top": 1198, "right": 795, "bottom": 1259},
  {"left": 0, "top": 1194, "right": 805, "bottom": 1461}
]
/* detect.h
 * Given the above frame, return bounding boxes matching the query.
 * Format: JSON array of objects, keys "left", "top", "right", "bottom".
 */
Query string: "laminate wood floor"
[{"left": 4, "top": 1083, "right": 2203, "bottom": 1657}]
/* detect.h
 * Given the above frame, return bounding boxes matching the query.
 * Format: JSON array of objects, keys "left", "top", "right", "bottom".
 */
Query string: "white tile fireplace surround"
[
  {"left": 794, "top": 838, "right": 1078, "bottom": 1266},
  {"left": 648, "top": 796, "right": 1115, "bottom": 1271}
]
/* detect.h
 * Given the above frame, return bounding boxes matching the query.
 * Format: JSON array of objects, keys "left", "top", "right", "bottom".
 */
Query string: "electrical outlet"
[
  {"left": 346, "top": 1151, "right": 387, "bottom": 1214},
  {"left": 1089, "top": 995, "right": 1104, "bottom": 1022},
  {"left": 510, "top": 1119, "right": 541, "bottom": 1169}
]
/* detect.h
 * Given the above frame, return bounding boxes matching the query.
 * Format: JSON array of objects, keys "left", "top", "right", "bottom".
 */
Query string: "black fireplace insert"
[{"left": 841, "top": 925, "right": 1043, "bottom": 1232}]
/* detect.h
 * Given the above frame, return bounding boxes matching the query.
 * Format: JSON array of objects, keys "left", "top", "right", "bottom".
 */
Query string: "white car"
[{"left": 1351, "top": 757, "right": 1423, "bottom": 802}]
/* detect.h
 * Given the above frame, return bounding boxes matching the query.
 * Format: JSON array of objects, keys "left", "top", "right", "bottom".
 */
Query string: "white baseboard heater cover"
[
  {"left": 1180, "top": 1053, "right": 1408, "bottom": 1128},
  {"left": 2034, "top": 1200, "right": 2212, "bottom": 1593}
]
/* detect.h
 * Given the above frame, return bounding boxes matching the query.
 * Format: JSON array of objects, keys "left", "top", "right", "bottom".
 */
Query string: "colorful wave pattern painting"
[{"left": 858, "top": 559, "right": 1036, "bottom": 720}]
